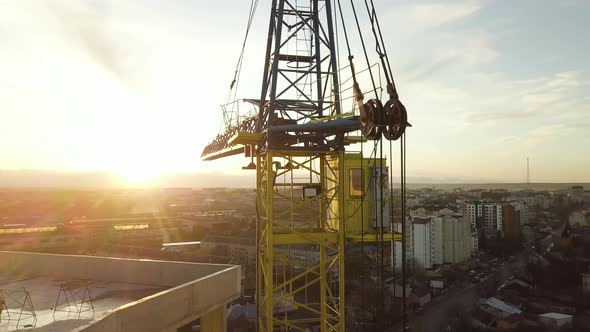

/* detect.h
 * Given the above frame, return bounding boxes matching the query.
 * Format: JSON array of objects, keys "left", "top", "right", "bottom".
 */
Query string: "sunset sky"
[{"left": 0, "top": 0, "right": 588, "bottom": 185}]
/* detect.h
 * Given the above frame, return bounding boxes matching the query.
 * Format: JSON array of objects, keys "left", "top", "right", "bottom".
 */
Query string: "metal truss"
[
  {"left": 53, "top": 280, "right": 95, "bottom": 320},
  {"left": 256, "top": 150, "right": 345, "bottom": 331},
  {"left": 200, "top": 1, "right": 391, "bottom": 331},
  {"left": 255, "top": 1, "right": 347, "bottom": 330},
  {"left": 201, "top": 115, "right": 258, "bottom": 161},
  {"left": 258, "top": 0, "right": 342, "bottom": 150},
  {"left": 0, "top": 288, "right": 37, "bottom": 329}
]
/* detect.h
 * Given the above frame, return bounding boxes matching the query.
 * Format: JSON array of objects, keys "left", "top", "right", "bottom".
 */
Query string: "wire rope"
[
  {"left": 362, "top": 0, "right": 399, "bottom": 98},
  {"left": 225, "top": 0, "right": 261, "bottom": 124},
  {"left": 360, "top": 119, "right": 365, "bottom": 329},
  {"left": 348, "top": 0, "right": 379, "bottom": 97},
  {"left": 401, "top": 131, "right": 408, "bottom": 330},
  {"left": 378, "top": 131, "right": 385, "bottom": 329}
]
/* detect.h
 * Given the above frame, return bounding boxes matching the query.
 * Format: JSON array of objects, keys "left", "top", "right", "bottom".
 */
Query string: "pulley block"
[
  {"left": 360, "top": 99, "right": 383, "bottom": 140},
  {"left": 383, "top": 98, "right": 410, "bottom": 141}
]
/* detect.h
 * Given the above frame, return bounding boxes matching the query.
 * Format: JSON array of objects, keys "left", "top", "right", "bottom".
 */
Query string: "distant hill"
[
  {"left": 0, "top": 170, "right": 254, "bottom": 189},
  {"left": 403, "top": 183, "right": 590, "bottom": 192},
  {"left": 0, "top": 170, "right": 586, "bottom": 191}
]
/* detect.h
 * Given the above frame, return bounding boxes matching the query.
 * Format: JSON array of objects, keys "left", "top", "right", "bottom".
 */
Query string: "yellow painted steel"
[
  {"left": 200, "top": 146, "right": 244, "bottom": 161},
  {"left": 229, "top": 132, "right": 263, "bottom": 145},
  {"left": 327, "top": 153, "right": 387, "bottom": 236},
  {"left": 343, "top": 135, "right": 368, "bottom": 145},
  {"left": 325, "top": 153, "right": 405, "bottom": 246},
  {"left": 309, "top": 112, "right": 355, "bottom": 123},
  {"left": 256, "top": 150, "right": 345, "bottom": 332},
  {"left": 251, "top": 149, "right": 395, "bottom": 331},
  {"left": 200, "top": 306, "right": 227, "bottom": 332}
]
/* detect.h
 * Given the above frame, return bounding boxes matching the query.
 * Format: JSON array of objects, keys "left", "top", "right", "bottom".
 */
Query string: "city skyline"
[{"left": 1, "top": 0, "right": 589, "bottom": 186}]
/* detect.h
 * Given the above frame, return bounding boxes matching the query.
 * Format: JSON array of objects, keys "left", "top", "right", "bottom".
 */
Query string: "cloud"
[
  {"left": 405, "top": 34, "right": 499, "bottom": 81},
  {"left": 404, "top": 1, "right": 483, "bottom": 29},
  {"left": 53, "top": 7, "right": 123, "bottom": 79},
  {"left": 387, "top": 1, "right": 496, "bottom": 82},
  {"left": 493, "top": 135, "right": 521, "bottom": 145},
  {"left": 495, "top": 124, "right": 577, "bottom": 147},
  {"left": 520, "top": 71, "right": 582, "bottom": 113},
  {"left": 439, "top": 35, "right": 498, "bottom": 65},
  {"left": 379, "top": 0, "right": 485, "bottom": 47},
  {"left": 31, "top": 2, "right": 117, "bottom": 75},
  {"left": 460, "top": 71, "right": 587, "bottom": 126},
  {"left": 546, "top": 71, "right": 581, "bottom": 90},
  {"left": 0, "top": 0, "right": 138, "bottom": 88},
  {"left": 526, "top": 124, "right": 575, "bottom": 145},
  {"left": 385, "top": 2, "right": 586, "bottom": 137}
]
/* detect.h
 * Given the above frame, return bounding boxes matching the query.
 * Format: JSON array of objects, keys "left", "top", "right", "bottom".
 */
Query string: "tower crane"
[{"left": 201, "top": 0, "right": 410, "bottom": 331}]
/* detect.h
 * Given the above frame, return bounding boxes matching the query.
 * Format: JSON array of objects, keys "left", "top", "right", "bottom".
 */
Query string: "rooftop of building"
[
  {"left": 539, "top": 312, "right": 572, "bottom": 319},
  {"left": 412, "top": 216, "right": 432, "bottom": 224},
  {"left": 0, "top": 276, "right": 164, "bottom": 332},
  {"left": 501, "top": 313, "right": 524, "bottom": 324},
  {"left": 0, "top": 251, "right": 240, "bottom": 332},
  {"left": 485, "top": 297, "right": 522, "bottom": 316}
]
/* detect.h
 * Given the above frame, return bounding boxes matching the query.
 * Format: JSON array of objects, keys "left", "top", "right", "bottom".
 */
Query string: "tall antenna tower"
[{"left": 526, "top": 157, "right": 530, "bottom": 184}]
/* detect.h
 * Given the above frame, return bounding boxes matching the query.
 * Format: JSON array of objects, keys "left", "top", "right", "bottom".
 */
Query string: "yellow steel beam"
[
  {"left": 264, "top": 151, "right": 274, "bottom": 332},
  {"left": 336, "top": 151, "right": 346, "bottom": 332},
  {"left": 201, "top": 146, "right": 243, "bottom": 161},
  {"left": 309, "top": 111, "right": 355, "bottom": 123},
  {"left": 273, "top": 230, "right": 338, "bottom": 245},
  {"left": 229, "top": 131, "right": 263, "bottom": 145},
  {"left": 256, "top": 151, "right": 345, "bottom": 331},
  {"left": 343, "top": 135, "right": 367, "bottom": 145}
]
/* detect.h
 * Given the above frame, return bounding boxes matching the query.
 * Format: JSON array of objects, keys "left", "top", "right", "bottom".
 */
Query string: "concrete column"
[{"left": 200, "top": 307, "right": 226, "bottom": 332}]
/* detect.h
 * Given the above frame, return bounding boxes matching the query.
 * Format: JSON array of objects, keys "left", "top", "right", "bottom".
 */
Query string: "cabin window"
[{"left": 349, "top": 169, "right": 364, "bottom": 198}]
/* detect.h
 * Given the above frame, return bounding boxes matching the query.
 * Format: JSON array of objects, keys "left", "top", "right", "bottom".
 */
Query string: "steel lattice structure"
[
  {"left": 257, "top": 0, "right": 342, "bottom": 149},
  {"left": 201, "top": 0, "right": 409, "bottom": 330},
  {"left": 256, "top": 151, "right": 346, "bottom": 331},
  {"left": 253, "top": 1, "right": 349, "bottom": 330}
]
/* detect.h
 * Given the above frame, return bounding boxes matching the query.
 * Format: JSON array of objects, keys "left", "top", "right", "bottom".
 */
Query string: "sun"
[
  {"left": 111, "top": 153, "right": 169, "bottom": 187},
  {"left": 116, "top": 167, "right": 161, "bottom": 186}
]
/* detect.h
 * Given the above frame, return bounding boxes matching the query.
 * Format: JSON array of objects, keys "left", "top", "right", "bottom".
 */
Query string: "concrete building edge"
[{"left": 71, "top": 270, "right": 240, "bottom": 332}]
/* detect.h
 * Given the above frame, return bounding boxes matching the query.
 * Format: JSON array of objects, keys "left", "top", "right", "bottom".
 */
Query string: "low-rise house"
[
  {"left": 538, "top": 312, "right": 573, "bottom": 330},
  {"left": 498, "top": 278, "right": 535, "bottom": 297},
  {"left": 428, "top": 278, "right": 445, "bottom": 296},
  {"left": 470, "top": 308, "right": 495, "bottom": 329},
  {"left": 497, "top": 313, "right": 524, "bottom": 330},
  {"left": 479, "top": 297, "right": 522, "bottom": 319},
  {"left": 386, "top": 278, "right": 412, "bottom": 299},
  {"left": 525, "top": 299, "right": 576, "bottom": 315},
  {"left": 412, "top": 288, "right": 431, "bottom": 307},
  {"left": 569, "top": 210, "right": 590, "bottom": 227}
]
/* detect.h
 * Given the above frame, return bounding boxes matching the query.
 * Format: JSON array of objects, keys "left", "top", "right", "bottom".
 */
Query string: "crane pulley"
[{"left": 340, "top": 0, "right": 411, "bottom": 142}]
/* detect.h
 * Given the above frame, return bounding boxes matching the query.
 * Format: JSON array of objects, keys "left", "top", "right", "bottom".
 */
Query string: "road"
[
  {"left": 411, "top": 283, "right": 478, "bottom": 332},
  {"left": 409, "top": 254, "right": 527, "bottom": 332}
]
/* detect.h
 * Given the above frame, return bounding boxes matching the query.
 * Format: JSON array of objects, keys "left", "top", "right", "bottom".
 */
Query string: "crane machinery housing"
[{"left": 201, "top": 0, "right": 410, "bottom": 331}]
